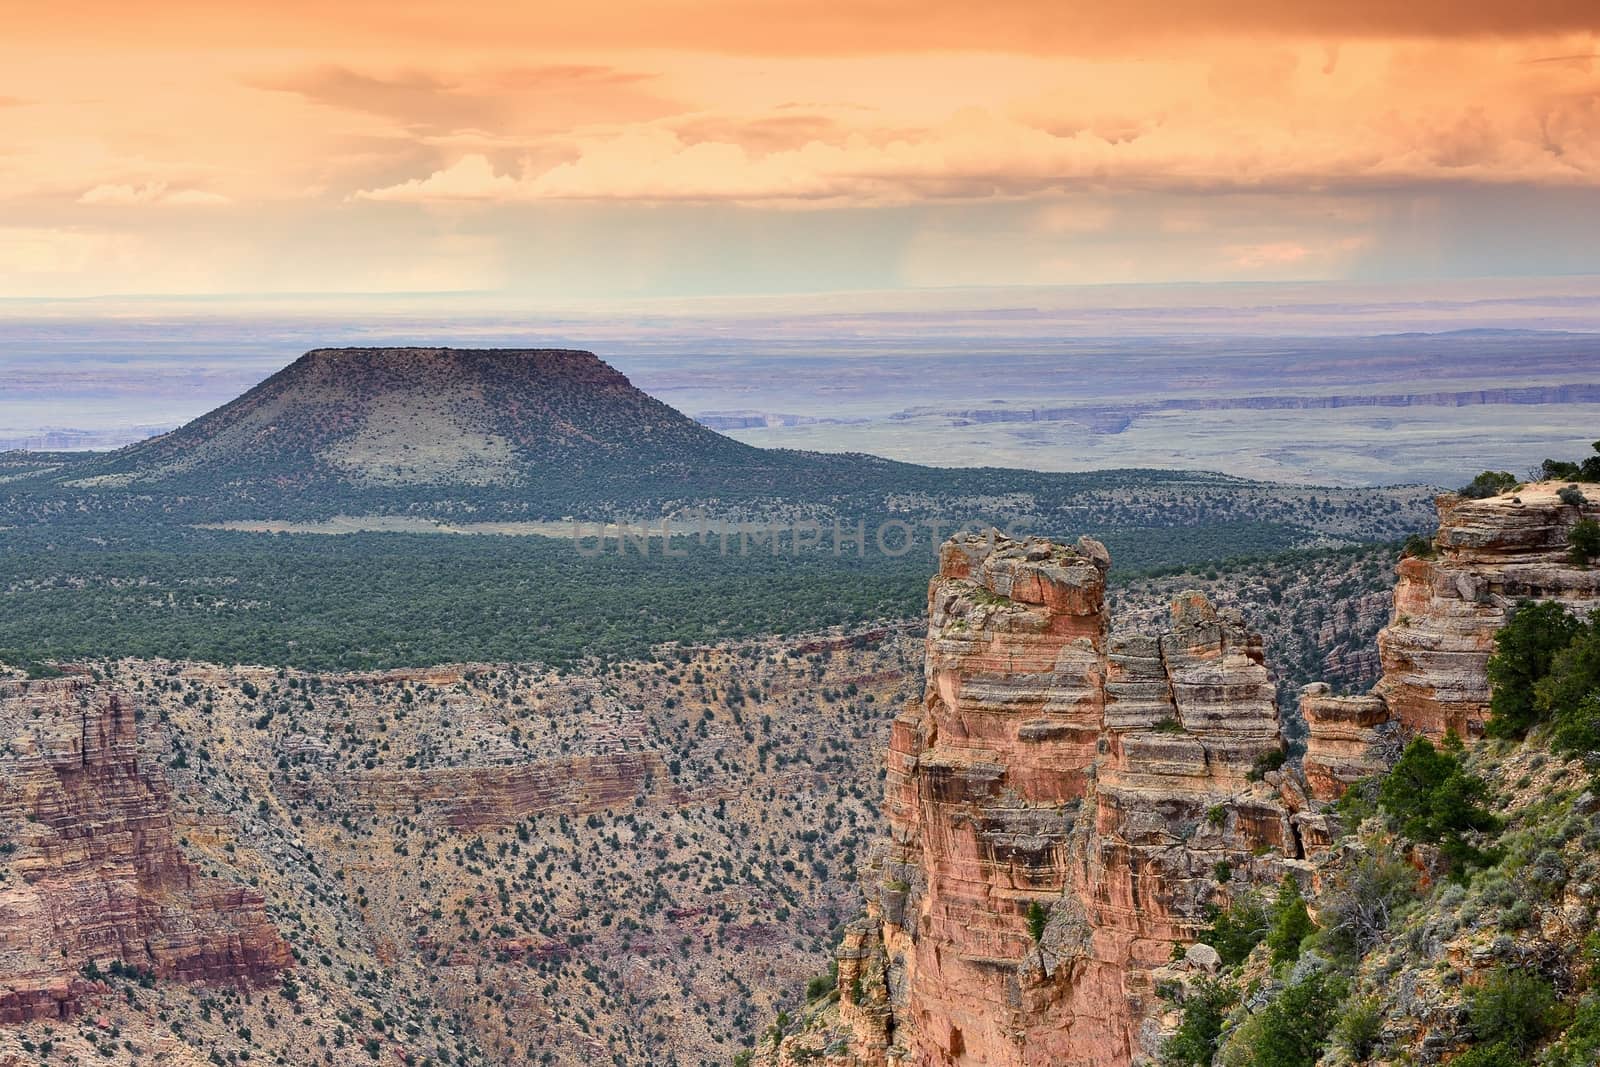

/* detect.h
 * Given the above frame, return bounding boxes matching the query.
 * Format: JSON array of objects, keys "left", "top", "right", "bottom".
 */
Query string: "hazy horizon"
[{"left": 6, "top": 275, "right": 1599, "bottom": 487}]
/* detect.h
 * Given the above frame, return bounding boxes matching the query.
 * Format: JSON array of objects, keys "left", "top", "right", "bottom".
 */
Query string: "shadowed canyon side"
[
  {"left": 763, "top": 533, "right": 1310, "bottom": 1066},
  {"left": 1302, "top": 480, "right": 1600, "bottom": 799},
  {"left": 0, "top": 679, "right": 290, "bottom": 1023}
]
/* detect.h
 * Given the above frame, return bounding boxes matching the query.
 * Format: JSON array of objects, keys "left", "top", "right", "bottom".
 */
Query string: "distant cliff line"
[{"left": 896, "top": 381, "right": 1600, "bottom": 433}]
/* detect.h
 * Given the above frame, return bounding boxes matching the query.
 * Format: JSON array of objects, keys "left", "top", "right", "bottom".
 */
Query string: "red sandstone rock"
[
  {"left": 1299, "top": 482, "right": 1600, "bottom": 802},
  {"left": 0, "top": 679, "right": 290, "bottom": 1022},
  {"left": 1299, "top": 685, "right": 1391, "bottom": 802},
  {"left": 843, "top": 535, "right": 1297, "bottom": 1067},
  {"left": 1376, "top": 484, "right": 1600, "bottom": 738}
]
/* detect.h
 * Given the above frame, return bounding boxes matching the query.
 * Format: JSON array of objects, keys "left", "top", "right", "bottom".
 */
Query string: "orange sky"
[{"left": 3, "top": 1, "right": 1599, "bottom": 298}]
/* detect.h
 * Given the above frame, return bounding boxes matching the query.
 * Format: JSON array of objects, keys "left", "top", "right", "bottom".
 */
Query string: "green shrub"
[
  {"left": 1332, "top": 995, "right": 1383, "bottom": 1060},
  {"left": 1401, "top": 534, "right": 1437, "bottom": 559},
  {"left": 1026, "top": 901, "right": 1048, "bottom": 944},
  {"left": 1467, "top": 967, "right": 1562, "bottom": 1054},
  {"left": 1247, "top": 749, "right": 1286, "bottom": 782},
  {"left": 804, "top": 959, "right": 838, "bottom": 1001},
  {"left": 1378, "top": 736, "right": 1501, "bottom": 874},
  {"left": 1161, "top": 979, "right": 1236, "bottom": 1067},
  {"left": 1450, "top": 1041, "right": 1525, "bottom": 1067},
  {"left": 1332, "top": 776, "right": 1380, "bottom": 833},
  {"left": 1240, "top": 969, "right": 1348, "bottom": 1067},
  {"left": 1460, "top": 471, "right": 1518, "bottom": 499},
  {"left": 1544, "top": 994, "right": 1600, "bottom": 1067},
  {"left": 1486, "top": 601, "right": 1583, "bottom": 739},
  {"left": 1569, "top": 519, "right": 1600, "bottom": 564},
  {"left": 1539, "top": 625, "right": 1600, "bottom": 751},
  {"left": 1199, "top": 895, "right": 1269, "bottom": 968},
  {"left": 1267, "top": 877, "right": 1315, "bottom": 965},
  {"left": 1305, "top": 844, "right": 1408, "bottom": 966}
]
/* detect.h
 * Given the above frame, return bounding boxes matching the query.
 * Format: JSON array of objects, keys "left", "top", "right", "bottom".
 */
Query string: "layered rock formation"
[
  {"left": 1303, "top": 481, "right": 1600, "bottom": 798},
  {"left": 0, "top": 678, "right": 290, "bottom": 1023},
  {"left": 1377, "top": 482, "right": 1600, "bottom": 737},
  {"left": 810, "top": 533, "right": 1302, "bottom": 1067},
  {"left": 1, "top": 630, "right": 920, "bottom": 1066},
  {"left": 1298, "top": 686, "right": 1389, "bottom": 801}
]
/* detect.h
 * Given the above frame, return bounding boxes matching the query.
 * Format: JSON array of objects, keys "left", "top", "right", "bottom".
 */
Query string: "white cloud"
[
  {"left": 161, "top": 188, "right": 232, "bottom": 205},
  {"left": 78, "top": 182, "right": 231, "bottom": 205},
  {"left": 347, "top": 39, "right": 1600, "bottom": 207},
  {"left": 351, "top": 154, "right": 521, "bottom": 202}
]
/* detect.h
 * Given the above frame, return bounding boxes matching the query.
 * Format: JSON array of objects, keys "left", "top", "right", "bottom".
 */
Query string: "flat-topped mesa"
[
  {"left": 0, "top": 679, "right": 290, "bottom": 1023},
  {"left": 854, "top": 535, "right": 1296, "bottom": 1067}
]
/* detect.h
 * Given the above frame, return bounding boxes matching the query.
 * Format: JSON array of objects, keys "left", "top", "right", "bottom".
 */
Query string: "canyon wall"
[
  {"left": 799, "top": 533, "right": 1305, "bottom": 1067},
  {"left": 778, "top": 483, "right": 1598, "bottom": 1065},
  {"left": 1303, "top": 481, "right": 1600, "bottom": 797},
  {"left": 0, "top": 678, "right": 290, "bottom": 1023}
]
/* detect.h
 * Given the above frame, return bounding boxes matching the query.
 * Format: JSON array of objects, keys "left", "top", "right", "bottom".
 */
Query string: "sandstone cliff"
[
  {"left": 767, "top": 533, "right": 1306, "bottom": 1067},
  {"left": 0, "top": 677, "right": 290, "bottom": 1023},
  {"left": 1303, "top": 480, "right": 1600, "bottom": 798}
]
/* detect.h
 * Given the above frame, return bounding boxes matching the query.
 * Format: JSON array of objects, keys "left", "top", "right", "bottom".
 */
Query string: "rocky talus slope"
[
  {"left": 1302, "top": 481, "right": 1600, "bottom": 800},
  {"left": 761, "top": 534, "right": 1312, "bottom": 1066}
]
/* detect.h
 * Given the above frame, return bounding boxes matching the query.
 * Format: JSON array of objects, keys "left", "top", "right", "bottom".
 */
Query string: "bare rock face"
[
  {"left": 0, "top": 678, "right": 290, "bottom": 1022},
  {"left": 1297, "top": 482, "right": 1600, "bottom": 802},
  {"left": 1376, "top": 483, "right": 1600, "bottom": 739},
  {"left": 835, "top": 534, "right": 1298, "bottom": 1067},
  {"left": 877, "top": 534, "right": 1109, "bottom": 1065},
  {"left": 1298, "top": 685, "right": 1391, "bottom": 802}
]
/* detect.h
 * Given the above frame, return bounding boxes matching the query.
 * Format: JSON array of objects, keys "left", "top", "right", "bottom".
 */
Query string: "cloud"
[
  {"left": 162, "top": 189, "right": 233, "bottom": 205},
  {"left": 11, "top": 1, "right": 1600, "bottom": 57},
  {"left": 248, "top": 63, "right": 679, "bottom": 136},
  {"left": 1227, "top": 241, "right": 1312, "bottom": 269},
  {"left": 78, "top": 182, "right": 231, "bottom": 205},
  {"left": 354, "top": 78, "right": 1600, "bottom": 208},
  {"left": 1226, "top": 236, "right": 1371, "bottom": 271},
  {"left": 352, "top": 154, "right": 521, "bottom": 201},
  {"left": 0, "top": 226, "right": 135, "bottom": 275},
  {"left": 667, "top": 112, "right": 845, "bottom": 154}
]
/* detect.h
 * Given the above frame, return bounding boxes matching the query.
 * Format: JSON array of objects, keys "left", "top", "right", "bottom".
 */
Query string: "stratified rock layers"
[
  {"left": 1303, "top": 482, "right": 1600, "bottom": 798},
  {"left": 0, "top": 679, "right": 289, "bottom": 1022},
  {"left": 862, "top": 534, "right": 1295, "bottom": 1067},
  {"left": 1376, "top": 484, "right": 1600, "bottom": 738}
]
